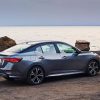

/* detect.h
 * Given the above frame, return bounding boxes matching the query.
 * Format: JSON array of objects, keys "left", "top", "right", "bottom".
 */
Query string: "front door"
[{"left": 56, "top": 42, "right": 83, "bottom": 73}]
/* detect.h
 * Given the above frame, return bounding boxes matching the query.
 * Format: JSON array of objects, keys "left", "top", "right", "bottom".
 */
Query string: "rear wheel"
[
  {"left": 27, "top": 66, "right": 45, "bottom": 85},
  {"left": 86, "top": 60, "right": 99, "bottom": 76}
]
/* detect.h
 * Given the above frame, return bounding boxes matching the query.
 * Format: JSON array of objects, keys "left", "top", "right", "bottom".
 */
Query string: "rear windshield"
[{"left": 3, "top": 44, "right": 31, "bottom": 53}]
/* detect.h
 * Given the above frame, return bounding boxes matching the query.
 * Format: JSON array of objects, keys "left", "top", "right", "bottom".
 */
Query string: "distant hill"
[{"left": 0, "top": 36, "right": 16, "bottom": 51}]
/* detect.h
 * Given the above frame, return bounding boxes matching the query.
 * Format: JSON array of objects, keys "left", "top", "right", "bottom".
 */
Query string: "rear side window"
[
  {"left": 35, "top": 44, "right": 57, "bottom": 54},
  {"left": 41, "top": 44, "right": 56, "bottom": 54},
  {"left": 35, "top": 46, "right": 43, "bottom": 53}
]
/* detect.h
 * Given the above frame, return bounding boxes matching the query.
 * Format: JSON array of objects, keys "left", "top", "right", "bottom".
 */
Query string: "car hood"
[{"left": 80, "top": 51, "right": 98, "bottom": 56}]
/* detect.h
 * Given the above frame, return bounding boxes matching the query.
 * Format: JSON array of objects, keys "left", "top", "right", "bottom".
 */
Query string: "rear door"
[{"left": 35, "top": 43, "right": 65, "bottom": 75}]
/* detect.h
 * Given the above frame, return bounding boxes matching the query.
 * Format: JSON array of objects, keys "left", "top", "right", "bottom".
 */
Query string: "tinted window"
[
  {"left": 35, "top": 46, "right": 43, "bottom": 53},
  {"left": 57, "top": 43, "right": 76, "bottom": 53},
  {"left": 41, "top": 44, "right": 56, "bottom": 54}
]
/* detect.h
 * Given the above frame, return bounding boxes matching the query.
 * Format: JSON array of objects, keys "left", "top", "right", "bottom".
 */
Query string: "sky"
[{"left": 0, "top": 0, "right": 100, "bottom": 26}]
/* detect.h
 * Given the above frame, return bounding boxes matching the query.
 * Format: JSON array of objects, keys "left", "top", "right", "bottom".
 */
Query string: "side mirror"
[{"left": 75, "top": 49, "right": 81, "bottom": 54}]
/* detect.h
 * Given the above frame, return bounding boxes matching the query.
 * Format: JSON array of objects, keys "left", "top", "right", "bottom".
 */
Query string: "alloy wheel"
[
  {"left": 28, "top": 66, "right": 44, "bottom": 85},
  {"left": 88, "top": 61, "right": 99, "bottom": 76}
]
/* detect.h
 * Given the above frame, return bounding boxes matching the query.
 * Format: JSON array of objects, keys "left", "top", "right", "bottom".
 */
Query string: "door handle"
[
  {"left": 39, "top": 56, "right": 45, "bottom": 60},
  {"left": 62, "top": 56, "right": 67, "bottom": 59}
]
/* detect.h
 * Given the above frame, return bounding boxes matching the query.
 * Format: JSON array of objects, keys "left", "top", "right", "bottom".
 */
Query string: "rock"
[
  {"left": 0, "top": 36, "right": 16, "bottom": 51},
  {"left": 75, "top": 40, "right": 90, "bottom": 51}
]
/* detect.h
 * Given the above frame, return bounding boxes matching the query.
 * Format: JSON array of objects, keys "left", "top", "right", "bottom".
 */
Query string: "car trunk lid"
[{"left": 0, "top": 51, "right": 18, "bottom": 68}]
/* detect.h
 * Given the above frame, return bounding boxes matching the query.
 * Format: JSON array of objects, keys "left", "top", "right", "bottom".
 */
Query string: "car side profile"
[{"left": 0, "top": 41, "right": 100, "bottom": 85}]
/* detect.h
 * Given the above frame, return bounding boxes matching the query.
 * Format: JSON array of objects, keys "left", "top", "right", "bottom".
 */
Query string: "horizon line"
[{"left": 0, "top": 25, "right": 100, "bottom": 27}]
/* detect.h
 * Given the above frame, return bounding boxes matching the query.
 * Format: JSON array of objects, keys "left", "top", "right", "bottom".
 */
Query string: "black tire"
[
  {"left": 27, "top": 66, "right": 45, "bottom": 85},
  {"left": 86, "top": 60, "right": 99, "bottom": 76}
]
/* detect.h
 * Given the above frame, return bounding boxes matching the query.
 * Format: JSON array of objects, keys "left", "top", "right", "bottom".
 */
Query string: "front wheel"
[
  {"left": 27, "top": 66, "right": 45, "bottom": 85},
  {"left": 86, "top": 60, "right": 99, "bottom": 76}
]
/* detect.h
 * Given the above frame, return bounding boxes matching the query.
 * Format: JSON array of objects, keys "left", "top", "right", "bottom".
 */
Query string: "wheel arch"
[
  {"left": 27, "top": 63, "right": 46, "bottom": 77},
  {"left": 89, "top": 59, "right": 100, "bottom": 68},
  {"left": 86, "top": 58, "right": 100, "bottom": 71}
]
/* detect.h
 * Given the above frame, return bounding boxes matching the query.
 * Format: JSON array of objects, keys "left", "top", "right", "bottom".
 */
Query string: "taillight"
[{"left": 1, "top": 58, "right": 22, "bottom": 63}]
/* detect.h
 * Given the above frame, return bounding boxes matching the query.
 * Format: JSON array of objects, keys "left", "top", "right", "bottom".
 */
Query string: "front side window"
[
  {"left": 57, "top": 43, "right": 76, "bottom": 53},
  {"left": 41, "top": 44, "right": 56, "bottom": 54}
]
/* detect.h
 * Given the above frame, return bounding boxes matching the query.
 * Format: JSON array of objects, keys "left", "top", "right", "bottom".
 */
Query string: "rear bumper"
[
  {"left": 0, "top": 61, "right": 27, "bottom": 79},
  {"left": 0, "top": 69, "right": 6, "bottom": 77},
  {"left": 0, "top": 69, "right": 23, "bottom": 79}
]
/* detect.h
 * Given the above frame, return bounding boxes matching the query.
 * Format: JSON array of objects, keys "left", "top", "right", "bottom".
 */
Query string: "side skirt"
[{"left": 46, "top": 71, "right": 84, "bottom": 77}]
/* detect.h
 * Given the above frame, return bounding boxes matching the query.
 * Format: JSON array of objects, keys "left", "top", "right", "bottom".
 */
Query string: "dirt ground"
[{"left": 0, "top": 74, "right": 100, "bottom": 100}]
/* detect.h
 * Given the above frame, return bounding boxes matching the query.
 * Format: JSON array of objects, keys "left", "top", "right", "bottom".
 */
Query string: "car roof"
[{"left": 20, "top": 40, "right": 65, "bottom": 45}]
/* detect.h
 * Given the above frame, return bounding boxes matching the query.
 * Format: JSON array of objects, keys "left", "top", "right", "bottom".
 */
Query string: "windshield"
[{"left": 3, "top": 44, "right": 31, "bottom": 53}]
